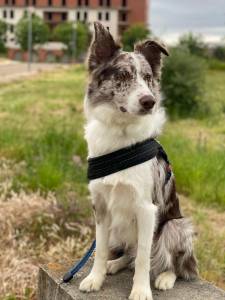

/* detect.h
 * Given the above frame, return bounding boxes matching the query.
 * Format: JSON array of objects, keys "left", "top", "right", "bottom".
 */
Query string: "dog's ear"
[
  {"left": 88, "top": 22, "right": 121, "bottom": 72},
  {"left": 134, "top": 40, "right": 169, "bottom": 79}
]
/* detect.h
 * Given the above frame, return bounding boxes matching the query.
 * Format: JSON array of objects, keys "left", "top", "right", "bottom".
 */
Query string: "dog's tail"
[{"left": 151, "top": 218, "right": 198, "bottom": 280}]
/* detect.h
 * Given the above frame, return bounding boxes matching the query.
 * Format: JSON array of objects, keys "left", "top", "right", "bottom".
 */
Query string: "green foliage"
[
  {"left": 213, "top": 45, "right": 225, "bottom": 61},
  {"left": 162, "top": 48, "right": 207, "bottom": 117},
  {"left": 122, "top": 24, "right": 150, "bottom": 51},
  {"left": 178, "top": 32, "right": 207, "bottom": 57},
  {"left": 0, "top": 19, "right": 7, "bottom": 53},
  {"left": 52, "top": 22, "right": 90, "bottom": 57},
  {"left": 15, "top": 14, "right": 49, "bottom": 51}
]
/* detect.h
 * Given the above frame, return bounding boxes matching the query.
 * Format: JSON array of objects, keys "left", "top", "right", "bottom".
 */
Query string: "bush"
[
  {"left": 0, "top": 19, "right": 7, "bottom": 53},
  {"left": 178, "top": 32, "right": 207, "bottom": 57},
  {"left": 15, "top": 14, "right": 49, "bottom": 51},
  {"left": 162, "top": 48, "right": 207, "bottom": 117},
  {"left": 213, "top": 45, "right": 225, "bottom": 61},
  {"left": 53, "top": 22, "right": 90, "bottom": 58},
  {"left": 122, "top": 24, "right": 150, "bottom": 51}
]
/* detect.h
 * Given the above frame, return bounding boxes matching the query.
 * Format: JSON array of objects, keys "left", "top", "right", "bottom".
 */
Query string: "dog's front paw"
[
  {"left": 155, "top": 271, "right": 176, "bottom": 290},
  {"left": 79, "top": 273, "right": 104, "bottom": 293},
  {"left": 129, "top": 286, "right": 153, "bottom": 300}
]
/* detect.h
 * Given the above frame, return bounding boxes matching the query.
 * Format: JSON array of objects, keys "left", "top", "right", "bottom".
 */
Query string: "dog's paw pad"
[
  {"left": 129, "top": 287, "right": 153, "bottom": 300},
  {"left": 155, "top": 271, "right": 176, "bottom": 290},
  {"left": 79, "top": 274, "right": 103, "bottom": 293}
]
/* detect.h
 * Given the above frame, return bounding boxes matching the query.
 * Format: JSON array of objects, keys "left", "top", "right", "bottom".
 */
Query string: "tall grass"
[{"left": 161, "top": 133, "right": 225, "bottom": 209}]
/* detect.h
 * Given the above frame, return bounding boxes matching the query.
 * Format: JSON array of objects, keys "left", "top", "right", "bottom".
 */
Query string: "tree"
[
  {"left": 0, "top": 20, "right": 7, "bottom": 53},
  {"left": 178, "top": 32, "right": 206, "bottom": 57},
  {"left": 15, "top": 14, "right": 49, "bottom": 51},
  {"left": 52, "top": 22, "right": 90, "bottom": 58},
  {"left": 122, "top": 24, "right": 150, "bottom": 52}
]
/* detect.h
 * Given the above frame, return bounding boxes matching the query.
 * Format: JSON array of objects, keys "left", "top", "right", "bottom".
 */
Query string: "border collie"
[{"left": 79, "top": 22, "right": 198, "bottom": 300}]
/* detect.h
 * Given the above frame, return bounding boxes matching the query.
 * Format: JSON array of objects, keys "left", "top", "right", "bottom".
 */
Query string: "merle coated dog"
[{"left": 79, "top": 22, "right": 198, "bottom": 300}]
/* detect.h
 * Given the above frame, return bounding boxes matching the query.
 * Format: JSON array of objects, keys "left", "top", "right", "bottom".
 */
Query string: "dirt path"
[{"left": 0, "top": 60, "right": 67, "bottom": 83}]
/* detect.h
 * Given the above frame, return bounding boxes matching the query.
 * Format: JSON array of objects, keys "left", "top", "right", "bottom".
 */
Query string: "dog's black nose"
[{"left": 139, "top": 95, "right": 155, "bottom": 111}]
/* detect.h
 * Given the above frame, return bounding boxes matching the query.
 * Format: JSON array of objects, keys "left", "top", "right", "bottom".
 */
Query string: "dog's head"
[{"left": 85, "top": 22, "right": 169, "bottom": 123}]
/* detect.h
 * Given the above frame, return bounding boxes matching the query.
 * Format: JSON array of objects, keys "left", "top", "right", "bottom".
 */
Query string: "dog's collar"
[{"left": 87, "top": 138, "right": 171, "bottom": 181}]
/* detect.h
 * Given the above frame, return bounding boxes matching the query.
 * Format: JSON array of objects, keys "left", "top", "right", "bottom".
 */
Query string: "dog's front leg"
[
  {"left": 129, "top": 202, "right": 157, "bottom": 300},
  {"left": 79, "top": 194, "right": 109, "bottom": 293}
]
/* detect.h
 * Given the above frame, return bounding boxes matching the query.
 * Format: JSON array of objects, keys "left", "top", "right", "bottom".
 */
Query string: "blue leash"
[{"left": 62, "top": 240, "right": 96, "bottom": 283}]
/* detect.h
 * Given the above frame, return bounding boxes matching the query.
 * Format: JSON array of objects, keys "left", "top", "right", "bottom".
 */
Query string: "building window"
[
  {"left": 84, "top": 11, "right": 88, "bottom": 21},
  {"left": 62, "top": 0, "right": 66, "bottom": 6},
  {"left": 99, "top": 0, "right": 103, "bottom": 6},
  {"left": 77, "top": 11, "right": 80, "bottom": 20},
  {"left": 121, "top": 12, "right": 127, "bottom": 21},
  {"left": 78, "top": 0, "right": 82, "bottom": 6},
  {"left": 106, "top": 0, "right": 110, "bottom": 7},
  {"left": 25, "top": 0, "right": 29, "bottom": 5},
  {"left": 5, "top": 0, "right": 9, "bottom": 5},
  {"left": 48, "top": 0, "right": 52, "bottom": 5},
  {"left": 10, "top": 10, "right": 14, "bottom": 18},
  {"left": 32, "top": 0, "right": 36, "bottom": 5},
  {"left": 47, "top": 12, "right": 52, "bottom": 20},
  {"left": 105, "top": 11, "right": 110, "bottom": 21},
  {"left": 85, "top": 0, "right": 89, "bottom": 6},
  {"left": 122, "top": 0, "right": 127, "bottom": 7},
  {"left": 98, "top": 12, "right": 102, "bottom": 20},
  {"left": 62, "top": 13, "right": 67, "bottom": 21},
  {"left": 3, "top": 10, "right": 7, "bottom": 18},
  {"left": 10, "top": 24, "right": 14, "bottom": 33},
  {"left": 12, "top": 0, "right": 15, "bottom": 5}
]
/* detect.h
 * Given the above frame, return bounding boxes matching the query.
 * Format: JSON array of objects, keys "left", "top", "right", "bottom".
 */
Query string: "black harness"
[{"left": 87, "top": 138, "right": 172, "bottom": 181}]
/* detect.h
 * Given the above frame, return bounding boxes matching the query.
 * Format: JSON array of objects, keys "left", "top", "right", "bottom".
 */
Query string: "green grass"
[
  {"left": 161, "top": 132, "right": 225, "bottom": 209},
  {"left": 0, "top": 65, "right": 88, "bottom": 205},
  {"left": 0, "top": 65, "right": 224, "bottom": 208}
]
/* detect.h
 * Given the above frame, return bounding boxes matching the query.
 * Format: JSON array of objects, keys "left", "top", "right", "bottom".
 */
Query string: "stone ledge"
[{"left": 38, "top": 260, "right": 225, "bottom": 300}]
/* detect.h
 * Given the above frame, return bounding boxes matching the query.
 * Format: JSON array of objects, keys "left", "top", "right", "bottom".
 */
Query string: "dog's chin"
[{"left": 137, "top": 109, "right": 153, "bottom": 116}]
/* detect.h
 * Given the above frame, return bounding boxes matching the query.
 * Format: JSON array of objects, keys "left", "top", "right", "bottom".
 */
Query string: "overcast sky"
[{"left": 150, "top": 0, "right": 225, "bottom": 44}]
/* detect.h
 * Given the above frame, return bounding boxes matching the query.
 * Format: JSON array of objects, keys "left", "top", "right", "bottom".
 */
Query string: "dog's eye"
[
  {"left": 143, "top": 74, "right": 152, "bottom": 82},
  {"left": 115, "top": 71, "right": 132, "bottom": 81}
]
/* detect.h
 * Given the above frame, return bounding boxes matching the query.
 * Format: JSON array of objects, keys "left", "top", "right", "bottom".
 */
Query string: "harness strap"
[{"left": 88, "top": 138, "right": 171, "bottom": 181}]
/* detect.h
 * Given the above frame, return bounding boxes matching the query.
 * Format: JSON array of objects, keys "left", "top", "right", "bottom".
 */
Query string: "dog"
[{"left": 79, "top": 22, "right": 198, "bottom": 300}]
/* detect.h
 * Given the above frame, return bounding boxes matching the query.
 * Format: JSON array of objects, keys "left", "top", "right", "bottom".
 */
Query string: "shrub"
[
  {"left": 162, "top": 48, "right": 207, "bottom": 117},
  {"left": 213, "top": 45, "right": 225, "bottom": 61},
  {"left": 122, "top": 24, "right": 150, "bottom": 51},
  {"left": 0, "top": 19, "right": 7, "bottom": 53},
  {"left": 52, "top": 22, "right": 90, "bottom": 58},
  {"left": 15, "top": 14, "right": 49, "bottom": 51},
  {"left": 178, "top": 32, "right": 207, "bottom": 57}
]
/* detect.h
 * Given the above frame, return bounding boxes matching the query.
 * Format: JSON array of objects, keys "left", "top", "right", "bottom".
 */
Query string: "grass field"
[{"left": 0, "top": 65, "right": 224, "bottom": 299}]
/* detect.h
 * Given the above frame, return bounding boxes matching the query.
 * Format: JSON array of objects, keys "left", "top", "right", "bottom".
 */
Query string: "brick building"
[{"left": 0, "top": 0, "right": 149, "bottom": 43}]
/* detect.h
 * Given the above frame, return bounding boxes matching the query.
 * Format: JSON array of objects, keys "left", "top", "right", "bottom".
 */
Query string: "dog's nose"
[{"left": 139, "top": 95, "right": 156, "bottom": 111}]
